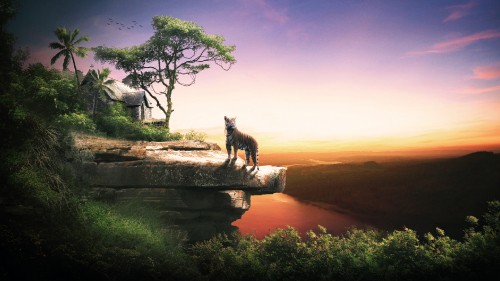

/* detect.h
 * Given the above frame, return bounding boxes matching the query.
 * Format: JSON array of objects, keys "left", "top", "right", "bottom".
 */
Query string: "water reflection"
[{"left": 233, "top": 193, "right": 369, "bottom": 238}]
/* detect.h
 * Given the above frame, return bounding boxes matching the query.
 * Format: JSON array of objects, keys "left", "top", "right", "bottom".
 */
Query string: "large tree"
[
  {"left": 49, "top": 27, "right": 89, "bottom": 86},
  {"left": 94, "top": 16, "right": 236, "bottom": 129},
  {"left": 81, "top": 68, "right": 115, "bottom": 120}
]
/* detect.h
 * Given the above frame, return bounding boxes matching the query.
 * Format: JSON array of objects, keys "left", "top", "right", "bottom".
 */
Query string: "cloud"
[
  {"left": 464, "top": 85, "right": 500, "bottom": 94},
  {"left": 406, "top": 30, "right": 500, "bottom": 57},
  {"left": 472, "top": 62, "right": 500, "bottom": 80},
  {"left": 443, "top": 1, "right": 476, "bottom": 22}
]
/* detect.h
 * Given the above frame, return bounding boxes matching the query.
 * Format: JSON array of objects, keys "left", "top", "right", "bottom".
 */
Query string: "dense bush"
[
  {"left": 55, "top": 112, "right": 97, "bottom": 133},
  {"left": 191, "top": 203, "right": 500, "bottom": 281},
  {"left": 95, "top": 102, "right": 182, "bottom": 141},
  {"left": 0, "top": 19, "right": 191, "bottom": 279}
]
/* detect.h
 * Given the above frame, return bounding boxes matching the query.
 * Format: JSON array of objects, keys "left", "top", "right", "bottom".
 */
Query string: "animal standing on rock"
[{"left": 224, "top": 116, "right": 260, "bottom": 171}]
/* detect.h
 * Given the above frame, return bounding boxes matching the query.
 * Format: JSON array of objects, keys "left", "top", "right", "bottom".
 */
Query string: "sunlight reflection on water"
[{"left": 233, "top": 193, "right": 369, "bottom": 238}]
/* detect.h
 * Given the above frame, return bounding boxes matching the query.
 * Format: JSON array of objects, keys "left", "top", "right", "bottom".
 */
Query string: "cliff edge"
[{"left": 70, "top": 134, "right": 286, "bottom": 241}]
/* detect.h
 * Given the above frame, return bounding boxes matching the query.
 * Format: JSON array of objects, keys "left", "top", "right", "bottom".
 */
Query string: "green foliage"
[
  {"left": 1, "top": 7, "right": 192, "bottom": 280},
  {"left": 94, "top": 15, "right": 236, "bottom": 128},
  {"left": 72, "top": 201, "right": 197, "bottom": 280},
  {"left": 81, "top": 68, "right": 115, "bottom": 120},
  {"left": 95, "top": 102, "right": 182, "bottom": 141},
  {"left": 191, "top": 207, "right": 500, "bottom": 281},
  {"left": 7, "top": 63, "right": 83, "bottom": 123},
  {"left": 49, "top": 26, "right": 89, "bottom": 85},
  {"left": 184, "top": 130, "right": 207, "bottom": 142},
  {"left": 55, "top": 112, "right": 97, "bottom": 133}
]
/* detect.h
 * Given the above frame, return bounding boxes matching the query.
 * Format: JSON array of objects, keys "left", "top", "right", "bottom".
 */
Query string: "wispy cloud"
[
  {"left": 472, "top": 62, "right": 500, "bottom": 80},
  {"left": 253, "top": 0, "right": 289, "bottom": 24},
  {"left": 406, "top": 30, "right": 500, "bottom": 57},
  {"left": 443, "top": 1, "right": 476, "bottom": 22},
  {"left": 464, "top": 85, "right": 500, "bottom": 94}
]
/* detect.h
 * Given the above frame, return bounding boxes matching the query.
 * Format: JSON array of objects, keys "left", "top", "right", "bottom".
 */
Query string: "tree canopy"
[
  {"left": 49, "top": 27, "right": 89, "bottom": 86},
  {"left": 94, "top": 15, "right": 236, "bottom": 128},
  {"left": 81, "top": 68, "right": 115, "bottom": 120}
]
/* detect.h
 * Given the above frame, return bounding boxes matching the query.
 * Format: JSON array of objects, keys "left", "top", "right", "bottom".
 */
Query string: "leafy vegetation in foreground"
[
  {"left": 94, "top": 102, "right": 183, "bottom": 141},
  {"left": 192, "top": 203, "right": 500, "bottom": 281}
]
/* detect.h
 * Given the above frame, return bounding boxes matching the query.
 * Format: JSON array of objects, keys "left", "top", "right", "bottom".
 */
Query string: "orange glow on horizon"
[{"left": 200, "top": 120, "right": 500, "bottom": 154}]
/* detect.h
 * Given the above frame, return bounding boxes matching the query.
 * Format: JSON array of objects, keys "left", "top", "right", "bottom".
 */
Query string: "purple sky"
[{"left": 8, "top": 0, "right": 500, "bottom": 151}]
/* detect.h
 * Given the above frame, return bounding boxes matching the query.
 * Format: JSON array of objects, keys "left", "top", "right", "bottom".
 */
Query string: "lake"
[{"left": 233, "top": 193, "right": 370, "bottom": 238}]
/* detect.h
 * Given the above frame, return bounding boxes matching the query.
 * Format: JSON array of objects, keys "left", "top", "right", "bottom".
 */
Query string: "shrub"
[
  {"left": 55, "top": 112, "right": 96, "bottom": 133},
  {"left": 191, "top": 203, "right": 500, "bottom": 281},
  {"left": 184, "top": 130, "right": 207, "bottom": 142},
  {"left": 95, "top": 103, "right": 182, "bottom": 141},
  {"left": 75, "top": 201, "right": 197, "bottom": 280}
]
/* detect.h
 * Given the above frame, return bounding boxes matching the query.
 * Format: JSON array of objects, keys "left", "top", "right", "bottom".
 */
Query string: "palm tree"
[
  {"left": 49, "top": 27, "right": 89, "bottom": 86},
  {"left": 81, "top": 68, "right": 115, "bottom": 120}
]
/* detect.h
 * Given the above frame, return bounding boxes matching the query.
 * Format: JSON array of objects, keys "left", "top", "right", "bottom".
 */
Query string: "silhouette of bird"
[{"left": 105, "top": 18, "right": 144, "bottom": 30}]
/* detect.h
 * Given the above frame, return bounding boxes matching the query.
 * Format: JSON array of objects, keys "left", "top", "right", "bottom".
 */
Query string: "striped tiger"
[{"left": 224, "top": 116, "right": 259, "bottom": 171}]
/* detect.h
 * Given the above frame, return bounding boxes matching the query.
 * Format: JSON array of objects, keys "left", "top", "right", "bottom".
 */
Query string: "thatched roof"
[{"left": 104, "top": 80, "right": 153, "bottom": 108}]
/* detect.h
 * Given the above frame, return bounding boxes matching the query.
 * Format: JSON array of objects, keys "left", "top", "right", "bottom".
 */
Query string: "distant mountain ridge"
[{"left": 284, "top": 151, "right": 500, "bottom": 238}]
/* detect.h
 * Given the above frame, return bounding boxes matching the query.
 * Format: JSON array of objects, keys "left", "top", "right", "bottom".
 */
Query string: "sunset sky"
[{"left": 8, "top": 0, "right": 500, "bottom": 152}]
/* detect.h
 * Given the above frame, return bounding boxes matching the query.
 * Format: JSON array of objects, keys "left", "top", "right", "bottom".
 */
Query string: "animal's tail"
[{"left": 256, "top": 147, "right": 259, "bottom": 170}]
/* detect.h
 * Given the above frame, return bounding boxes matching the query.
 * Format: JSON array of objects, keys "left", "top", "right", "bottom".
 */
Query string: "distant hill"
[{"left": 284, "top": 152, "right": 500, "bottom": 238}]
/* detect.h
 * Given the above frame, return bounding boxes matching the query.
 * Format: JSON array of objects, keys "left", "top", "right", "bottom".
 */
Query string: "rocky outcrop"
[{"left": 71, "top": 134, "right": 286, "bottom": 241}]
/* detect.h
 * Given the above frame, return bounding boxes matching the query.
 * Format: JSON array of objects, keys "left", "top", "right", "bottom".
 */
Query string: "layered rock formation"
[{"left": 71, "top": 134, "right": 286, "bottom": 241}]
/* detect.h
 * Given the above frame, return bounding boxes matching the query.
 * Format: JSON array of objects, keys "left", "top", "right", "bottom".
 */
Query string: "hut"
[
  {"left": 84, "top": 77, "right": 154, "bottom": 121},
  {"left": 103, "top": 80, "right": 153, "bottom": 121}
]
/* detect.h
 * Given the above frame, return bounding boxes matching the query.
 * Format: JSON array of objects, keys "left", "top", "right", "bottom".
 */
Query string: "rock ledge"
[{"left": 71, "top": 134, "right": 286, "bottom": 241}]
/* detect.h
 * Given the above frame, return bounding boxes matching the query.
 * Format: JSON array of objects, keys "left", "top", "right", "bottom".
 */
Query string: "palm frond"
[
  {"left": 49, "top": 42, "right": 65, "bottom": 50},
  {"left": 101, "top": 67, "right": 111, "bottom": 77},
  {"left": 74, "top": 35, "right": 89, "bottom": 45},
  {"left": 81, "top": 69, "right": 94, "bottom": 84},
  {"left": 70, "top": 28, "right": 79, "bottom": 43},
  {"left": 50, "top": 50, "right": 67, "bottom": 65},
  {"left": 75, "top": 47, "right": 89, "bottom": 58},
  {"left": 55, "top": 27, "right": 67, "bottom": 41},
  {"left": 62, "top": 54, "right": 70, "bottom": 70},
  {"left": 90, "top": 69, "right": 98, "bottom": 80}
]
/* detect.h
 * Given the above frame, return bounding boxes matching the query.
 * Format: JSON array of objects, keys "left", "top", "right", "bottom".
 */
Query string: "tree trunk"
[
  {"left": 165, "top": 87, "right": 174, "bottom": 129},
  {"left": 70, "top": 52, "right": 80, "bottom": 87},
  {"left": 92, "top": 91, "right": 97, "bottom": 121},
  {"left": 141, "top": 86, "right": 168, "bottom": 121}
]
